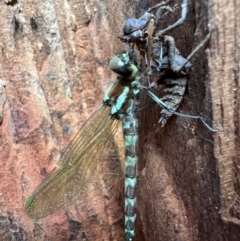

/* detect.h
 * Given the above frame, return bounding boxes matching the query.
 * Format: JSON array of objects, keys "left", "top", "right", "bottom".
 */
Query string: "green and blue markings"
[
  {"left": 25, "top": 52, "right": 216, "bottom": 241},
  {"left": 26, "top": 52, "right": 139, "bottom": 241}
]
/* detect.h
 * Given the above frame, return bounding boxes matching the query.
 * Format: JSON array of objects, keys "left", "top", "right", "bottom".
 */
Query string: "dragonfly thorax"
[{"left": 104, "top": 53, "right": 139, "bottom": 119}]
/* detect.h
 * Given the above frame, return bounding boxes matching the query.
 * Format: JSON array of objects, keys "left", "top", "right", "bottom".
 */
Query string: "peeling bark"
[{"left": 0, "top": 0, "right": 239, "bottom": 241}]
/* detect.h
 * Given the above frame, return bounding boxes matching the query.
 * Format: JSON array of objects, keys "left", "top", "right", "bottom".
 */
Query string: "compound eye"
[
  {"left": 109, "top": 54, "right": 129, "bottom": 70},
  {"left": 123, "top": 19, "right": 138, "bottom": 35},
  {"left": 109, "top": 56, "right": 125, "bottom": 71},
  {"left": 109, "top": 54, "right": 134, "bottom": 77}
]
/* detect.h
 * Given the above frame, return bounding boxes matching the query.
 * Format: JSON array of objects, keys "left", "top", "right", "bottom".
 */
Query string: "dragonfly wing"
[{"left": 26, "top": 105, "right": 121, "bottom": 219}]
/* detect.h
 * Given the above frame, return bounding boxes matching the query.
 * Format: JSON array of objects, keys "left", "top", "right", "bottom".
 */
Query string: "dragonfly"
[
  {"left": 25, "top": 52, "right": 215, "bottom": 241},
  {"left": 25, "top": 52, "right": 140, "bottom": 241}
]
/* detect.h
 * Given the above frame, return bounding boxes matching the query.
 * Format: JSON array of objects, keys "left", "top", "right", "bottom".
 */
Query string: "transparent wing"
[{"left": 25, "top": 105, "right": 121, "bottom": 219}]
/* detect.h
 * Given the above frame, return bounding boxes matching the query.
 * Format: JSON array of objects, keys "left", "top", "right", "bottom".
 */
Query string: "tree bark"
[{"left": 0, "top": 0, "right": 239, "bottom": 241}]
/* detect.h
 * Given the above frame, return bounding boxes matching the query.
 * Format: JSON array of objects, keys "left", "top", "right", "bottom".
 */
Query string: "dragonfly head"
[{"left": 109, "top": 53, "right": 138, "bottom": 80}]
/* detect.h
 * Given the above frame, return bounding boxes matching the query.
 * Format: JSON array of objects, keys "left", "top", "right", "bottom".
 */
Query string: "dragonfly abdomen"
[{"left": 123, "top": 116, "right": 138, "bottom": 241}]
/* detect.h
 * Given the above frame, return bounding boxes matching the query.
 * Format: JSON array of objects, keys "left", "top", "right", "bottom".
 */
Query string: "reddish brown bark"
[{"left": 0, "top": 0, "right": 239, "bottom": 241}]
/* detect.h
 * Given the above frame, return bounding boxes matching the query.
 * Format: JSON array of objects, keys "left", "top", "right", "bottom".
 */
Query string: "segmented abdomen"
[
  {"left": 122, "top": 115, "right": 138, "bottom": 241},
  {"left": 159, "top": 76, "right": 187, "bottom": 126}
]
